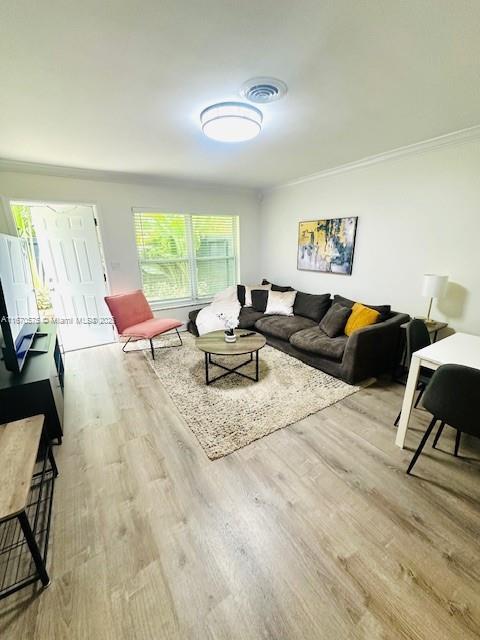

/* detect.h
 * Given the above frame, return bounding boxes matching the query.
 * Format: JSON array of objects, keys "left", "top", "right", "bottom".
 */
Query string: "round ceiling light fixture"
[{"left": 200, "top": 102, "right": 263, "bottom": 142}]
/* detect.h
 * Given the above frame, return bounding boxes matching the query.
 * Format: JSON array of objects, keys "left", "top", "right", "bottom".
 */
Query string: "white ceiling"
[{"left": 1, "top": 0, "right": 479, "bottom": 188}]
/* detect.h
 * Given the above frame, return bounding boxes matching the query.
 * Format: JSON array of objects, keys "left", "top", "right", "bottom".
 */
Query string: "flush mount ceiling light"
[{"left": 200, "top": 102, "right": 263, "bottom": 142}]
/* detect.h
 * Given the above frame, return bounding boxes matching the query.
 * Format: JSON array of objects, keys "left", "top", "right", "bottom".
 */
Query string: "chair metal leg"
[
  {"left": 122, "top": 336, "right": 133, "bottom": 352},
  {"left": 414, "top": 385, "right": 425, "bottom": 409},
  {"left": 395, "top": 385, "right": 425, "bottom": 427},
  {"left": 406, "top": 417, "right": 438, "bottom": 475},
  {"left": 123, "top": 329, "right": 183, "bottom": 358},
  {"left": 454, "top": 429, "right": 461, "bottom": 457},
  {"left": 432, "top": 421, "right": 445, "bottom": 449}
]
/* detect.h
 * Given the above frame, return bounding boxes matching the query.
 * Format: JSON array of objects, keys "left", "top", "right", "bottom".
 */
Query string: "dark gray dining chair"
[
  {"left": 407, "top": 364, "right": 480, "bottom": 475},
  {"left": 394, "top": 319, "right": 432, "bottom": 426}
]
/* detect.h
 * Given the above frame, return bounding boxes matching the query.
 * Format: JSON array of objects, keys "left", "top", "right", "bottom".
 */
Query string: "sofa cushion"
[
  {"left": 262, "top": 279, "right": 294, "bottom": 292},
  {"left": 245, "top": 283, "right": 271, "bottom": 307},
  {"left": 290, "top": 327, "right": 348, "bottom": 361},
  {"left": 265, "top": 290, "right": 297, "bottom": 316},
  {"left": 345, "top": 302, "right": 380, "bottom": 336},
  {"left": 188, "top": 308, "right": 201, "bottom": 323},
  {"left": 251, "top": 289, "right": 269, "bottom": 312},
  {"left": 238, "top": 307, "right": 265, "bottom": 329},
  {"left": 237, "top": 284, "right": 246, "bottom": 306},
  {"left": 293, "top": 291, "right": 331, "bottom": 322},
  {"left": 319, "top": 303, "right": 352, "bottom": 338},
  {"left": 333, "top": 294, "right": 391, "bottom": 322},
  {"left": 255, "top": 314, "right": 316, "bottom": 340},
  {"left": 189, "top": 306, "right": 263, "bottom": 331}
]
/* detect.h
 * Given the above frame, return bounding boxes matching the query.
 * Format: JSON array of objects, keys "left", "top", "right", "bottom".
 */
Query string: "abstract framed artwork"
[{"left": 297, "top": 217, "right": 358, "bottom": 275}]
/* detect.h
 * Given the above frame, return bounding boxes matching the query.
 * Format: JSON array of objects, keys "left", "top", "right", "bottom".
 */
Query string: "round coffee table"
[{"left": 196, "top": 330, "right": 266, "bottom": 385}]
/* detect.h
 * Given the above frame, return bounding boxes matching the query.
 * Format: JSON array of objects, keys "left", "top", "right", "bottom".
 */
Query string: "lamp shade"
[{"left": 422, "top": 274, "right": 448, "bottom": 299}]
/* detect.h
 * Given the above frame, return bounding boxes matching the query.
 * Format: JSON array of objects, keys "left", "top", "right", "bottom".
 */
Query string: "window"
[{"left": 134, "top": 211, "right": 239, "bottom": 305}]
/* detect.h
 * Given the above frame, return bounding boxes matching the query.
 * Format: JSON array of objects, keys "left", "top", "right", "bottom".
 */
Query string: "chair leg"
[
  {"left": 175, "top": 328, "right": 183, "bottom": 346},
  {"left": 395, "top": 384, "right": 425, "bottom": 428},
  {"left": 454, "top": 429, "right": 461, "bottom": 457},
  {"left": 150, "top": 339, "right": 155, "bottom": 360},
  {"left": 406, "top": 417, "right": 438, "bottom": 475},
  {"left": 414, "top": 385, "right": 425, "bottom": 409},
  {"left": 122, "top": 336, "right": 133, "bottom": 353},
  {"left": 432, "top": 421, "right": 445, "bottom": 449}
]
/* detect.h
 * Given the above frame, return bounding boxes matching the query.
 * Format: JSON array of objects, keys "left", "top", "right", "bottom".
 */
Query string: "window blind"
[
  {"left": 134, "top": 211, "right": 239, "bottom": 304},
  {"left": 192, "top": 215, "right": 237, "bottom": 298}
]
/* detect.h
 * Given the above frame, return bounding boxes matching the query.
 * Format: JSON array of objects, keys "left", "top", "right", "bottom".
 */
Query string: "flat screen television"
[{"left": 0, "top": 234, "right": 40, "bottom": 373}]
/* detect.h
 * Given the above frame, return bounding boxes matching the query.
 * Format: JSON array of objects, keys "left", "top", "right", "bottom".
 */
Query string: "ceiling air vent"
[{"left": 240, "top": 77, "right": 288, "bottom": 103}]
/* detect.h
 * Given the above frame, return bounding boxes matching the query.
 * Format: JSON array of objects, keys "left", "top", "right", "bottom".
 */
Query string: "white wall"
[
  {"left": 260, "top": 138, "right": 480, "bottom": 335},
  {"left": 0, "top": 170, "right": 260, "bottom": 325},
  {"left": 2, "top": 135, "right": 478, "bottom": 334}
]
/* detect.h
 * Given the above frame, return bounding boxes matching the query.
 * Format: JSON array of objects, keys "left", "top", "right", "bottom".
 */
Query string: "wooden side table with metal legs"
[{"left": 0, "top": 415, "right": 58, "bottom": 600}]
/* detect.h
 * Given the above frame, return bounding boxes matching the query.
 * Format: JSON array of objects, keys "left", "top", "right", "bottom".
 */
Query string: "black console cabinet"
[{"left": 0, "top": 324, "right": 64, "bottom": 443}]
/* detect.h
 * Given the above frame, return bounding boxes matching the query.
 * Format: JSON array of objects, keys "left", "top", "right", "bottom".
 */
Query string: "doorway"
[{"left": 10, "top": 202, "right": 114, "bottom": 351}]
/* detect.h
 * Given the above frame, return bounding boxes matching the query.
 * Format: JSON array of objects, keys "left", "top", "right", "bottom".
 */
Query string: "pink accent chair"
[{"left": 105, "top": 290, "right": 183, "bottom": 359}]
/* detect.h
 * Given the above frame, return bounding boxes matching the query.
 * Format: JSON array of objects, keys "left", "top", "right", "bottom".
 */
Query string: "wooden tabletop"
[
  {"left": 0, "top": 415, "right": 44, "bottom": 522},
  {"left": 196, "top": 330, "right": 266, "bottom": 356}
]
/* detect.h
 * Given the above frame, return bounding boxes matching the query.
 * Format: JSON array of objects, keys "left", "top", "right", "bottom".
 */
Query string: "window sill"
[{"left": 150, "top": 299, "right": 212, "bottom": 312}]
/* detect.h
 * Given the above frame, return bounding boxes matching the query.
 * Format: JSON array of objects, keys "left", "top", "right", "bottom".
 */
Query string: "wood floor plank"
[{"left": 1, "top": 343, "right": 479, "bottom": 639}]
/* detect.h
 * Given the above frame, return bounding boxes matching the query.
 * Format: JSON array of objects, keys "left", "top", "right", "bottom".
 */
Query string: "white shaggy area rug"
[{"left": 145, "top": 333, "right": 359, "bottom": 460}]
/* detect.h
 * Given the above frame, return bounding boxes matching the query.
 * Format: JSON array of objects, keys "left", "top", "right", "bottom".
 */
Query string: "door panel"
[
  {"left": 72, "top": 238, "right": 93, "bottom": 282},
  {"left": 30, "top": 204, "right": 113, "bottom": 351},
  {"left": 0, "top": 234, "right": 38, "bottom": 325}
]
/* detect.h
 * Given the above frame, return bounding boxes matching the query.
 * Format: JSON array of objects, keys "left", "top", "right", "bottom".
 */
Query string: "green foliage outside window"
[{"left": 10, "top": 204, "right": 51, "bottom": 310}]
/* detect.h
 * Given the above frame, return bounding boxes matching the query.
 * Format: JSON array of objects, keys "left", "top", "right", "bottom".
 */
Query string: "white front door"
[{"left": 30, "top": 204, "right": 114, "bottom": 351}]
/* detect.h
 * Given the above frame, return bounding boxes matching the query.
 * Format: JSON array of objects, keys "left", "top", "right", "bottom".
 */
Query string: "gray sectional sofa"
[{"left": 187, "top": 283, "right": 409, "bottom": 384}]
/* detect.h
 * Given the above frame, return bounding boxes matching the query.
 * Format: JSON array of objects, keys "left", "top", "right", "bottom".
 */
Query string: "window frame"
[{"left": 133, "top": 209, "right": 240, "bottom": 309}]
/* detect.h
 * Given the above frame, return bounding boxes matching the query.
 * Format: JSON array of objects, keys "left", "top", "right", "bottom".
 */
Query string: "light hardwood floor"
[{"left": 1, "top": 343, "right": 479, "bottom": 639}]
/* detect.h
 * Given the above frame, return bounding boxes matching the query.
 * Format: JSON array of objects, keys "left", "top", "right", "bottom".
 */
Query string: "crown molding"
[
  {"left": 0, "top": 158, "right": 257, "bottom": 195},
  {"left": 266, "top": 124, "right": 480, "bottom": 192},
  {"left": 2, "top": 124, "right": 479, "bottom": 196}
]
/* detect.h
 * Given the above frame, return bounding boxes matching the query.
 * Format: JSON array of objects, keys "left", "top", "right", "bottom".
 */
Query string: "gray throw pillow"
[
  {"left": 333, "top": 294, "right": 391, "bottom": 322},
  {"left": 237, "top": 284, "right": 246, "bottom": 306},
  {"left": 251, "top": 289, "right": 269, "bottom": 312},
  {"left": 294, "top": 292, "right": 331, "bottom": 322},
  {"left": 319, "top": 303, "right": 352, "bottom": 338}
]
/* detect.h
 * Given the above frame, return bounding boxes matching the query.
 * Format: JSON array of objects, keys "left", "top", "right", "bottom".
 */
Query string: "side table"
[{"left": 0, "top": 415, "right": 58, "bottom": 600}]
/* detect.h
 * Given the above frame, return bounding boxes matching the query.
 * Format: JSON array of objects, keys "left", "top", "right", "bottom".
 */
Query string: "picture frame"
[{"left": 297, "top": 217, "right": 358, "bottom": 275}]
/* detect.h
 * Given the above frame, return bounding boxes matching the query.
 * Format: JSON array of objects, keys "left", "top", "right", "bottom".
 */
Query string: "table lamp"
[{"left": 422, "top": 274, "right": 448, "bottom": 324}]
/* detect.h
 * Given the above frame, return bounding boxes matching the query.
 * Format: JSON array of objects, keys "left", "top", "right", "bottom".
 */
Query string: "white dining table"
[{"left": 395, "top": 332, "right": 480, "bottom": 448}]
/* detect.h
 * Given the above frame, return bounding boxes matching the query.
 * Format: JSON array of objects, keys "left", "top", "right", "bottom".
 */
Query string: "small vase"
[{"left": 224, "top": 330, "right": 237, "bottom": 343}]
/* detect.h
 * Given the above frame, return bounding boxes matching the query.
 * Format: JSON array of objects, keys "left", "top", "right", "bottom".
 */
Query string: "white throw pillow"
[
  {"left": 244, "top": 283, "right": 271, "bottom": 307},
  {"left": 265, "top": 290, "right": 297, "bottom": 316}
]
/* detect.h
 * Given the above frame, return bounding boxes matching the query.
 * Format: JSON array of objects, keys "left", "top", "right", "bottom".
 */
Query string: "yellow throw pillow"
[{"left": 345, "top": 302, "right": 380, "bottom": 336}]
